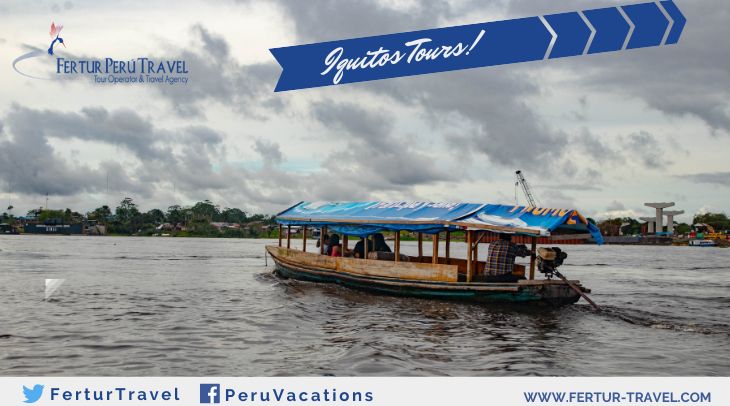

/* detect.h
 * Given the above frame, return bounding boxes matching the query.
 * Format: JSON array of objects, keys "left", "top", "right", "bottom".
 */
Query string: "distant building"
[
  {"left": 21, "top": 209, "right": 84, "bottom": 235},
  {"left": 23, "top": 223, "right": 83, "bottom": 235},
  {"left": 210, "top": 222, "right": 241, "bottom": 230},
  {"left": 1, "top": 223, "right": 19, "bottom": 234}
]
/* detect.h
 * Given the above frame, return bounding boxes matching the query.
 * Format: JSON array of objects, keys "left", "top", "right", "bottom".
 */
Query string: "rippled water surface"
[{"left": 0, "top": 235, "right": 728, "bottom": 376}]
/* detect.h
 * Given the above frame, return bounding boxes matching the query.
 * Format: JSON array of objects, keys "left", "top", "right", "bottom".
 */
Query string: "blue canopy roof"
[{"left": 276, "top": 201, "right": 603, "bottom": 244}]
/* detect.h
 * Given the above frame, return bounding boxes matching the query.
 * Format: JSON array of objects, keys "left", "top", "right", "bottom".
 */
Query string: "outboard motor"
[
  {"left": 536, "top": 247, "right": 601, "bottom": 311},
  {"left": 537, "top": 247, "right": 568, "bottom": 279}
]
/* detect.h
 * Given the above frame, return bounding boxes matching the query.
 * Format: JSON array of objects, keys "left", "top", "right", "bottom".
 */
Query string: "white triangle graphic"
[{"left": 45, "top": 279, "right": 65, "bottom": 300}]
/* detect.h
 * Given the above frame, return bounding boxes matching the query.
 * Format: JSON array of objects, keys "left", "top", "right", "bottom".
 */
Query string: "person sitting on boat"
[
  {"left": 372, "top": 233, "right": 392, "bottom": 253},
  {"left": 317, "top": 234, "right": 331, "bottom": 254},
  {"left": 352, "top": 237, "right": 373, "bottom": 258},
  {"left": 484, "top": 233, "right": 531, "bottom": 282},
  {"left": 329, "top": 234, "right": 342, "bottom": 257}
]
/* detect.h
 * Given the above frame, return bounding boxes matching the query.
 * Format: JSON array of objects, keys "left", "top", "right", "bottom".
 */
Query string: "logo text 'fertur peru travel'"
[{"left": 12, "top": 22, "right": 190, "bottom": 85}]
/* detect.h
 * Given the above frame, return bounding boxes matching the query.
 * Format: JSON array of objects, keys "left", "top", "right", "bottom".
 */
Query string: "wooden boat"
[{"left": 267, "top": 201, "right": 604, "bottom": 306}]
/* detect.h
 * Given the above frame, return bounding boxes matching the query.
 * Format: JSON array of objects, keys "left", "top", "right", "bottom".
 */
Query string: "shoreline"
[{"left": 3, "top": 233, "right": 728, "bottom": 247}]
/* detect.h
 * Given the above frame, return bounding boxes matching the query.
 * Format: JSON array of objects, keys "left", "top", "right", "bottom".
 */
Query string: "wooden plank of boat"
[
  {"left": 271, "top": 255, "right": 520, "bottom": 293},
  {"left": 341, "top": 256, "right": 457, "bottom": 283},
  {"left": 268, "top": 246, "right": 459, "bottom": 283}
]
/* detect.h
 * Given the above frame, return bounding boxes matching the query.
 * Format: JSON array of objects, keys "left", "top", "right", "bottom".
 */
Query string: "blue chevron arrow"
[
  {"left": 623, "top": 2, "right": 669, "bottom": 49},
  {"left": 582, "top": 7, "right": 632, "bottom": 54},
  {"left": 543, "top": 12, "right": 593, "bottom": 58},
  {"left": 542, "top": 1, "right": 685, "bottom": 58},
  {"left": 661, "top": 0, "right": 686, "bottom": 44}
]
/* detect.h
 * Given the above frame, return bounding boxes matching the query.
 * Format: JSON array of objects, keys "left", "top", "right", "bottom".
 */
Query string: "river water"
[{"left": 0, "top": 235, "right": 727, "bottom": 376}]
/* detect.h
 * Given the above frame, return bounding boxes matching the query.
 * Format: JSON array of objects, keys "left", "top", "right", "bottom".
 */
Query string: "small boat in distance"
[
  {"left": 266, "top": 201, "right": 604, "bottom": 306},
  {"left": 689, "top": 239, "right": 718, "bottom": 247}
]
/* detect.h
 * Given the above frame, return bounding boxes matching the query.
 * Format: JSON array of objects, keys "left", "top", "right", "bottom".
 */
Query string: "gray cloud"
[
  {"left": 254, "top": 138, "right": 284, "bottom": 165},
  {"left": 0, "top": 105, "right": 224, "bottom": 199},
  {"left": 182, "top": 126, "right": 225, "bottom": 146},
  {"left": 676, "top": 172, "right": 730, "bottom": 187},
  {"left": 151, "top": 25, "right": 283, "bottom": 118},
  {"left": 374, "top": 68, "right": 568, "bottom": 169},
  {"left": 0, "top": 104, "right": 438, "bottom": 213},
  {"left": 573, "top": 128, "right": 676, "bottom": 172},
  {"left": 271, "top": 0, "right": 458, "bottom": 42},
  {"left": 7, "top": 105, "right": 168, "bottom": 160},
  {"left": 537, "top": 183, "right": 602, "bottom": 192},
  {"left": 1, "top": 109, "right": 112, "bottom": 197},
  {"left": 310, "top": 100, "right": 393, "bottom": 149},
  {"left": 622, "top": 131, "right": 670, "bottom": 169},
  {"left": 310, "top": 99, "right": 455, "bottom": 187},
  {"left": 51, "top": 1, "right": 73, "bottom": 12},
  {"left": 512, "top": 0, "right": 730, "bottom": 135},
  {"left": 606, "top": 200, "right": 626, "bottom": 211},
  {"left": 574, "top": 128, "right": 623, "bottom": 165},
  {"left": 540, "top": 189, "right": 577, "bottom": 209}
]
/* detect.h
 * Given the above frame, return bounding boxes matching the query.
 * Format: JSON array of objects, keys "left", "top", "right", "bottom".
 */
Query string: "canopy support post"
[
  {"left": 432, "top": 233, "right": 439, "bottom": 264},
  {"left": 302, "top": 226, "right": 307, "bottom": 252},
  {"left": 445, "top": 230, "right": 451, "bottom": 264},
  {"left": 473, "top": 232, "right": 480, "bottom": 276},
  {"left": 286, "top": 226, "right": 291, "bottom": 249},
  {"left": 417, "top": 232, "right": 423, "bottom": 261},
  {"left": 466, "top": 230, "right": 473, "bottom": 282},
  {"left": 343, "top": 235, "right": 349, "bottom": 252},
  {"left": 278, "top": 224, "right": 282, "bottom": 247},
  {"left": 319, "top": 226, "right": 327, "bottom": 255},
  {"left": 529, "top": 236, "right": 537, "bottom": 280},
  {"left": 394, "top": 231, "right": 400, "bottom": 262},
  {"left": 363, "top": 236, "right": 369, "bottom": 259}
]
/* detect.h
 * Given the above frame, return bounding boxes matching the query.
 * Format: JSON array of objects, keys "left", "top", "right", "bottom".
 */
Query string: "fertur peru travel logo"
[
  {"left": 12, "top": 21, "right": 190, "bottom": 85},
  {"left": 22, "top": 384, "right": 44, "bottom": 403},
  {"left": 48, "top": 22, "right": 65, "bottom": 55}
]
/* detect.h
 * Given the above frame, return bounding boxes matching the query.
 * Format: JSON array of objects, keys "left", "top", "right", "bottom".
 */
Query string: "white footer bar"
[{"left": 1, "top": 377, "right": 726, "bottom": 405}]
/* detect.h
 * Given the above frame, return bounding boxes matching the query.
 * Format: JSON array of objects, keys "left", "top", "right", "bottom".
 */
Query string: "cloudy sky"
[{"left": 0, "top": 0, "right": 728, "bottom": 223}]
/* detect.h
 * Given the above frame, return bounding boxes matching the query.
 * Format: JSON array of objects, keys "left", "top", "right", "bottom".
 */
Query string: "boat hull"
[{"left": 267, "top": 246, "right": 583, "bottom": 306}]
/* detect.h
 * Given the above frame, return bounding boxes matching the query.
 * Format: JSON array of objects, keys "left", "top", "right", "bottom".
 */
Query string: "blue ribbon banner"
[{"left": 270, "top": 1, "right": 685, "bottom": 92}]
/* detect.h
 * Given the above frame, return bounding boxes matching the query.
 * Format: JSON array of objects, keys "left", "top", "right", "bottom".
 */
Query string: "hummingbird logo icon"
[
  {"left": 12, "top": 21, "right": 68, "bottom": 79},
  {"left": 48, "top": 22, "right": 66, "bottom": 55},
  {"left": 22, "top": 384, "right": 44, "bottom": 403}
]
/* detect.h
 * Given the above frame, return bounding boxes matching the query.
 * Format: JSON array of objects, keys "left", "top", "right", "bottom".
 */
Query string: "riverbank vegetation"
[{"left": 3, "top": 197, "right": 278, "bottom": 238}]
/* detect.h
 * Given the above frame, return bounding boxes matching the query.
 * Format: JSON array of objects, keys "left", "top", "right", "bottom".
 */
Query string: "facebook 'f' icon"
[{"left": 200, "top": 384, "right": 220, "bottom": 404}]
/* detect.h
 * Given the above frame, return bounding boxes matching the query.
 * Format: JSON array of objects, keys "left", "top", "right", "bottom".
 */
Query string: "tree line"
[{"left": 5, "top": 197, "right": 277, "bottom": 238}]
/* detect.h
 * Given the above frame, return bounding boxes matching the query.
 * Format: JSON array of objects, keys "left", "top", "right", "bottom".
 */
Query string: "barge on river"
[{"left": 266, "top": 202, "right": 604, "bottom": 306}]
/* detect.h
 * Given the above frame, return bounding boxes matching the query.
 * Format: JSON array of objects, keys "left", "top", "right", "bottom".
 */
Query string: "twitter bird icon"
[{"left": 22, "top": 384, "right": 43, "bottom": 403}]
